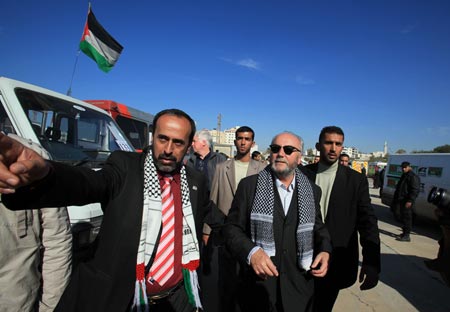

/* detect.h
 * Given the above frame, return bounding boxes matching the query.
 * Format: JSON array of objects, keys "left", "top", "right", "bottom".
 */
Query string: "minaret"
[
  {"left": 217, "top": 113, "right": 222, "bottom": 144},
  {"left": 384, "top": 141, "right": 388, "bottom": 156}
]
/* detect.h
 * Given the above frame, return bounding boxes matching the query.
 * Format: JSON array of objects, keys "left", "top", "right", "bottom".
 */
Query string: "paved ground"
[{"left": 333, "top": 184, "right": 450, "bottom": 312}]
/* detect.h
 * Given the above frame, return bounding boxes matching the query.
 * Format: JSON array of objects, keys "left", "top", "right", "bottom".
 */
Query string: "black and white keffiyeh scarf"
[
  {"left": 132, "top": 150, "right": 201, "bottom": 311},
  {"left": 250, "top": 166, "right": 316, "bottom": 270}
]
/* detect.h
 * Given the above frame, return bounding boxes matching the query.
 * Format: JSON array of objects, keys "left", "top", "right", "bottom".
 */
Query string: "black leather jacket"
[{"left": 393, "top": 170, "right": 420, "bottom": 203}]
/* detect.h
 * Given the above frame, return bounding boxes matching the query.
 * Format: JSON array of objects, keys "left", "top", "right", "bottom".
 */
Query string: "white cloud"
[
  {"left": 219, "top": 57, "right": 261, "bottom": 70},
  {"left": 236, "top": 58, "right": 261, "bottom": 70},
  {"left": 295, "top": 75, "right": 315, "bottom": 85}
]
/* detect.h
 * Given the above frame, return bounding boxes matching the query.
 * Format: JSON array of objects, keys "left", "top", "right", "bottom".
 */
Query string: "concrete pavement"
[{"left": 333, "top": 186, "right": 450, "bottom": 311}]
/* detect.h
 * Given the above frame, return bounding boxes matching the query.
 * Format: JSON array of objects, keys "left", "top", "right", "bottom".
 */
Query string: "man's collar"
[
  {"left": 275, "top": 175, "right": 295, "bottom": 191},
  {"left": 317, "top": 160, "right": 339, "bottom": 173},
  {"left": 195, "top": 150, "right": 211, "bottom": 160}
]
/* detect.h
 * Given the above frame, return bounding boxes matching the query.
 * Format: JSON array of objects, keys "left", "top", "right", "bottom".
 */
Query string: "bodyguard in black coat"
[
  {"left": 392, "top": 161, "right": 420, "bottom": 241},
  {"left": 301, "top": 126, "right": 381, "bottom": 312}
]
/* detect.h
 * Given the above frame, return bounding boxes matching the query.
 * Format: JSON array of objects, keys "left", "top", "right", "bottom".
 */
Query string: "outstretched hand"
[
  {"left": 359, "top": 264, "right": 379, "bottom": 290},
  {"left": 0, "top": 133, "right": 50, "bottom": 193}
]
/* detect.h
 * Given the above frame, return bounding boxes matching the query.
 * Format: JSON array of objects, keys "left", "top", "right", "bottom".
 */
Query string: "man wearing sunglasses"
[
  {"left": 301, "top": 126, "right": 381, "bottom": 312},
  {"left": 224, "top": 131, "right": 332, "bottom": 312}
]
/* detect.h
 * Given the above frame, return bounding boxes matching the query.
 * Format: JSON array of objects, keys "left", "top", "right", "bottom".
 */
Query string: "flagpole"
[
  {"left": 67, "top": 3, "right": 91, "bottom": 96},
  {"left": 67, "top": 50, "right": 81, "bottom": 96}
]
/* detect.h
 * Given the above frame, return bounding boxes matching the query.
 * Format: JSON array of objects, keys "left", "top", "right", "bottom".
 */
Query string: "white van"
[
  {"left": 0, "top": 77, "right": 134, "bottom": 250},
  {"left": 381, "top": 153, "right": 450, "bottom": 222}
]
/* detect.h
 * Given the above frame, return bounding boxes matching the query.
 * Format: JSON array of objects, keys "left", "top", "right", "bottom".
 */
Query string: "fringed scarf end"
[
  {"left": 133, "top": 264, "right": 149, "bottom": 312},
  {"left": 182, "top": 267, "right": 202, "bottom": 309}
]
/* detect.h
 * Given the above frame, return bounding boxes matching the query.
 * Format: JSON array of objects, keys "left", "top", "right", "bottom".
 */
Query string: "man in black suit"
[
  {"left": 223, "top": 131, "right": 332, "bottom": 312},
  {"left": 392, "top": 161, "right": 420, "bottom": 242},
  {"left": 301, "top": 126, "right": 380, "bottom": 312},
  {"left": 0, "top": 109, "right": 223, "bottom": 312}
]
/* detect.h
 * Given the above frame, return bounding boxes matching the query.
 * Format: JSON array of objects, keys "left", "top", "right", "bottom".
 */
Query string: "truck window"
[
  {"left": 115, "top": 115, "right": 148, "bottom": 150},
  {"left": 0, "top": 102, "right": 17, "bottom": 135},
  {"left": 14, "top": 88, "right": 133, "bottom": 165}
]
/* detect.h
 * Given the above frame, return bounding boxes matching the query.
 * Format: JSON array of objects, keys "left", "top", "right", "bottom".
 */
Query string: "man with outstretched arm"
[{"left": 0, "top": 108, "right": 224, "bottom": 312}]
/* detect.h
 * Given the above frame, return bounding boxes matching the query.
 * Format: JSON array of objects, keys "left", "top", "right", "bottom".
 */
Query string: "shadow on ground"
[{"left": 373, "top": 253, "right": 450, "bottom": 311}]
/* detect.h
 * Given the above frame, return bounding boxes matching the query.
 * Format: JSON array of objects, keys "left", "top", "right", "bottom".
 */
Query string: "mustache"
[
  {"left": 274, "top": 157, "right": 288, "bottom": 164},
  {"left": 158, "top": 154, "right": 177, "bottom": 162}
]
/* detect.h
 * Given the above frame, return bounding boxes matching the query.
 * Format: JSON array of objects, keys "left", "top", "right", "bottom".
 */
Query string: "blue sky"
[{"left": 1, "top": 0, "right": 449, "bottom": 154}]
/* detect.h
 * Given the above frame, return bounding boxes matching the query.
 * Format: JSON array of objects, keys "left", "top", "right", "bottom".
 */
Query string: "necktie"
[{"left": 149, "top": 176, "right": 175, "bottom": 285}]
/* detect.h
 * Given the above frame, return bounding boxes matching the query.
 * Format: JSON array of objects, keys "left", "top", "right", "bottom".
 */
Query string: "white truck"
[
  {"left": 0, "top": 77, "right": 134, "bottom": 251},
  {"left": 381, "top": 153, "right": 450, "bottom": 222}
]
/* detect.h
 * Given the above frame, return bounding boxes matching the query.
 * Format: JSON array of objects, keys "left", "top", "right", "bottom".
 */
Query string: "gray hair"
[
  {"left": 195, "top": 129, "right": 213, "bottom": 148},
  {"left": 271, "top": 131, "right": 304, "bottom": 153}
]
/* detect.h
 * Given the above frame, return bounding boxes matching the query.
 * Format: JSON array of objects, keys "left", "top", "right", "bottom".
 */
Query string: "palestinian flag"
[{"left": 79, "top": 7, "right": 123, "bottom": 73}]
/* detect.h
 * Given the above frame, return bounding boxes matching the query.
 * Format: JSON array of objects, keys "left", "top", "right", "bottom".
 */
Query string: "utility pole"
[{"left": 217, "top": 113, "right": 222, "bottom": 144}]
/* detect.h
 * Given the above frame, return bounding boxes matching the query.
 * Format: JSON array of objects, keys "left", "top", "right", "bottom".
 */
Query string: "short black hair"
[
  {"left": 153, "top": 109, "right": 196, "bottom": 145},
  {"left": 236, "top": 126, "right": 255, "bottom": 140},
  {"left": 251, "top": 150, "right": 261, "bottom": 159},
  {"left": 319, "top": 126, "right": 345, "bottom": 142},
  {"left": 401, "top": 161, "right": 410, "bottom": 168}
]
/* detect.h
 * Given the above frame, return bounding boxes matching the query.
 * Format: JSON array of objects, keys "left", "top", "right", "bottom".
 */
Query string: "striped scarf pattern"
[
  {"left": 250, "top": 166, "right": 316, "bottom": 270},
  {"left": 132, "top": 150, "right": 202, "bottom": 311}
]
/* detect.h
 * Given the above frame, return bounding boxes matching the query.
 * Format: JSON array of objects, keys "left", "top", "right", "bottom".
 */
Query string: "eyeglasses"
[{"left": 269, "top": 144, "right": 301, "bottom": 155}]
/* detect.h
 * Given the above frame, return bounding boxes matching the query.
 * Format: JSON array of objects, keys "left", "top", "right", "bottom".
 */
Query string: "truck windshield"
[
  {"left": 115, "top": 115, "right": 149, "bottom": 150},
  {"left": 15, "top": 88, "right": 134, "bottom": 165}
]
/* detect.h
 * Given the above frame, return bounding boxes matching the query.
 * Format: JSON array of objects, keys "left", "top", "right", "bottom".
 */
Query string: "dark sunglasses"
[{"left": 269, "top": 144, "right": 301, "bottom": 155}]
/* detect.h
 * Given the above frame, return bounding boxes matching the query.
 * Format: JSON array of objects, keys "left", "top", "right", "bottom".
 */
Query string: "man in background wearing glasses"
[
  {"left": 223, "top": 131, "right": 332, "bottom": 312},
  {"left": 301, "top": 126, "right": 381, "bottom": 312}
]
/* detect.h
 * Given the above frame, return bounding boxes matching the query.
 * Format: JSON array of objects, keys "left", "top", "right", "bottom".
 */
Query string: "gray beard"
[{"left": 271, "top": 162, "right": 296, "bottom": 179}]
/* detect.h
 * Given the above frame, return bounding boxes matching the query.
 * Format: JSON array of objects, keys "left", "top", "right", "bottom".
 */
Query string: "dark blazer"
[
  {"left": 3, "top": 150, "right": 221, "bottom": 312},
  {"left": 186, "top": 151, "right": 227, "bottom": 190},
  {"left": 301, "top": 163, "right": 381, "bottom": 289},
  {"left": 393, "top": 170, "right": 420, "bottom": 204},
  {"left": 223, "top": 172, "right": 332, "bottom": 312}
]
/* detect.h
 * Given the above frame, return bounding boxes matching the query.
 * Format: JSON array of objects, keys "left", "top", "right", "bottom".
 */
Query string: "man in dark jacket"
[
  {"left": 187, "top": 129, "right": 227, "bottom": 190},
  {"left": 392, "top": 161, "right": 420, "bottom": 242},
  {"left": 0, "top": 109, "right": 223, "bottom": 312},
  {"left": 224, "top": 131, "right": 331, "bottom": 312},
  {"left": 301, "top": 126, "right": 380, "bottom": 312}
]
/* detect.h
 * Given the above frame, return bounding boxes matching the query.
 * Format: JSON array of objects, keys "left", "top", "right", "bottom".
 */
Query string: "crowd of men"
[{"left": 0, "top": 108, "right": 381, "bottom": 312}]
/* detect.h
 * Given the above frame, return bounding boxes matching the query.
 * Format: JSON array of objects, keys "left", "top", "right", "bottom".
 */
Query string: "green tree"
[
  {"left": 369, "top": 155, "right": 388, "bottom": 162},
  {"left": 433, "top": 144, "right": 450, "bottom": 153},
  {"left": 395, "top": 149, "right": 407, "bottom": 154},
  {"left": 411, "top": 145, "right": 450, "bottom": 153}
]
